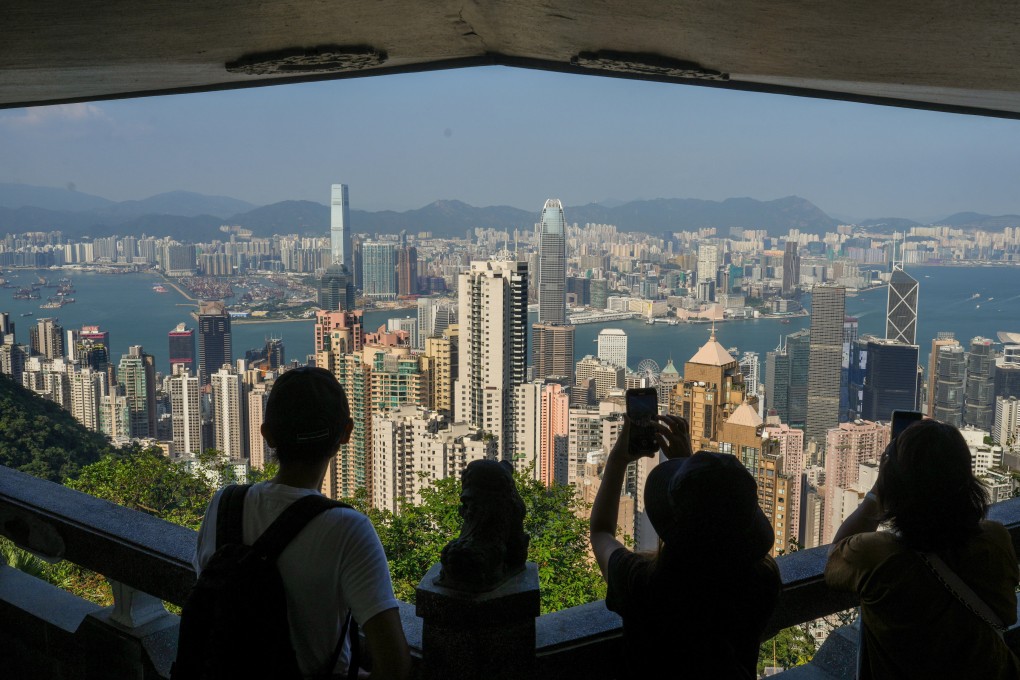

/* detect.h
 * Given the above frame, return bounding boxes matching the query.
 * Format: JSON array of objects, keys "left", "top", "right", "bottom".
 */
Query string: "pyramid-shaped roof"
[
  {"left": 661, "top": 358, "right": 679, "bottom": 375},
  {"left": 688, "top": 329, "right": 736, "bottom": 367},
  {"left": 727, "top": 402, "right": 763, "bottom": 428}
]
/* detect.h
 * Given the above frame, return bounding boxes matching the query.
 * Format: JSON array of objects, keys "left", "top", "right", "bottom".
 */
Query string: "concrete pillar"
[{"left": 416, "top": 561, "right": 540, "bottom": 680}]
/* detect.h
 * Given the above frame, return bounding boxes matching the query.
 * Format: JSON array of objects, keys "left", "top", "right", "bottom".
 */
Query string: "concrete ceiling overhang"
[{"left": 3, "top": 1, "right": 1020, "bottom": 118}]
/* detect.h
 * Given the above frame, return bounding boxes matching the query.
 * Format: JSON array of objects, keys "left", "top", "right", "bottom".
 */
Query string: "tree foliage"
[
  {"left": 66, "top": 444, "right": 220, "bottom": 530},
  {"left": 0, "top": 374, "right": 114, "bottom": 481},
  {"left": 347, "top": 469, "right": 606, "bottom": 614},
  {"left": 758, "top": 625, "right": 817, "bottom": 673}
]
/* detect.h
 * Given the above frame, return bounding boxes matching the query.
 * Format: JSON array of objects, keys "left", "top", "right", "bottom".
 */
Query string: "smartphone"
[
  {"left": 891, "top": 410, "right": 923, "bottom": 439},
  {"left": 626, "top": 387, "right": 660, "bottom": 457}
]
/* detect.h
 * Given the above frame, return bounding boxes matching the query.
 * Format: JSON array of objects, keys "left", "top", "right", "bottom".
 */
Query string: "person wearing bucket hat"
[
  {"left": 590, "top": 414, "right": 780, "bottom": 679},
  {"left": 825, "top": 419, "right": 1020, "bottom": 679}
]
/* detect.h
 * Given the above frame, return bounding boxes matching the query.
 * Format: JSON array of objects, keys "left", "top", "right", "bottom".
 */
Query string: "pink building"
[
  {"left": 764, "top": 423, "right": 806, "bottom": 542},
  {"left": 823, "top": 420, "right": 890, "bottom": 543},
  {"left": 540, "top": 383, "right": 570, "bottom": 487}
]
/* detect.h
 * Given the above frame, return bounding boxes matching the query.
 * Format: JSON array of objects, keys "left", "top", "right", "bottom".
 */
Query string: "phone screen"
[
  {"left": 626, "top": 388, "right": 659, "bottom": 456},
  {"left": 891, "top": 410, "right": 923, "bottom": 439}
]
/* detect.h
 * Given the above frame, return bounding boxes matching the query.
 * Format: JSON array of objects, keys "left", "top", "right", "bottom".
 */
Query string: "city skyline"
[{"left": 3, "top": 68, "right": 1020, "bottom": 221}]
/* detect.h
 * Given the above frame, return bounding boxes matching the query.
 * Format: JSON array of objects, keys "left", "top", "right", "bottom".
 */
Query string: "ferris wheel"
[{"left": 635, "top": 358, "right": 661, "bottom": 386}]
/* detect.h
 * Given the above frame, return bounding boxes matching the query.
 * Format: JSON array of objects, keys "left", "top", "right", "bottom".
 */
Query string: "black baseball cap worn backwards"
[{"left": 263, "top": 366, "right": 350, "bottom": 450}]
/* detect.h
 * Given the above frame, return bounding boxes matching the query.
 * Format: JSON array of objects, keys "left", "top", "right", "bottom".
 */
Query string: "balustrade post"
[{"left": 416, "top": 561, "right": 540, "bottom": 680}]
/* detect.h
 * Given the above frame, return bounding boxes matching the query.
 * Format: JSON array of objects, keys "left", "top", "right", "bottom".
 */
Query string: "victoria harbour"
[{"left": 3, "top": 264, "right": 1019, "bottom": 375}]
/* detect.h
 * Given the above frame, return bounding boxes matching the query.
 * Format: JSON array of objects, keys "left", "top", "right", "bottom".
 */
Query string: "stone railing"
[{"left": 3, "top": 463, "right": 1020, "bottom": 680}]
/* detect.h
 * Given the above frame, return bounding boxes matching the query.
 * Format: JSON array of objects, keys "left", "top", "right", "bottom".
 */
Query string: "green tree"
[
  {"left": 348, "top": 469, "right": 606, "bottom": 614},
  {"left": 0, "top": 374, "right": 114, "bottom": 481},
  {"left": 758, "top": 625, "right": 817, "bottom": 673},
  {"left": 67, "top": 445, "right": 217, "bottom": 530}
]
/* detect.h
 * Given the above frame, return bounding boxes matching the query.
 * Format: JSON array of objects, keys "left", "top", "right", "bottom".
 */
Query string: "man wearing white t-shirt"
[{"left": 193, "top": 367, "right": 411, "bottom": 679}]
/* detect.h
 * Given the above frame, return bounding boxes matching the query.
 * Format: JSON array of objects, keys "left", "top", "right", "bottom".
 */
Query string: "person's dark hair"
[
  {"left": 263, "top": 367, "right": 352, "bottom": 464},
  {"left": 876, "top": 419, "right": 988, "bottom": 551}
]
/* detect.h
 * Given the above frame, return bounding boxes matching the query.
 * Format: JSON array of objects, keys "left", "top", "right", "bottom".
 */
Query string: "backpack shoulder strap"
[
  {"left": 216, "top": 483, "right": 252, "bottom": 549},
  {"left": 251, "top": 494, "right": 353, "bottom": 561}
]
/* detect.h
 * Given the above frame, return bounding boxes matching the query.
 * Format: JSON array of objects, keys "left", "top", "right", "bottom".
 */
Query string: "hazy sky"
[{"left": 2, "top": 67, "right": 1020, "bottom": 222}]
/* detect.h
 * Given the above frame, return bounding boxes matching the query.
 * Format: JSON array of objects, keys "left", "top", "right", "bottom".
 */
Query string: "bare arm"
[
  {"left": 589, "top": 419, "right": 637, "bottom": 578},
  {"left": 828, "top": 491, "right": 882, "bottom": 554},
  {"left": 361, "top": 607, "right": 411, "bottom": 680},
  {"left": 590, "top": 415, "right": 692, "bottom": 578}
]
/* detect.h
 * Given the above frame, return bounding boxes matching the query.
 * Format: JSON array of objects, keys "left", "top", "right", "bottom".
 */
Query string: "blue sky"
[{"left": 2, "top": 66, "right": 1019, "bottom": 222}]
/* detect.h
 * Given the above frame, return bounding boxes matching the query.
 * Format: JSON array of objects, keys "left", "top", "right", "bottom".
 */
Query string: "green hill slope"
[{"left": 0, "top": 374, "right": 115, "bottom": 482}]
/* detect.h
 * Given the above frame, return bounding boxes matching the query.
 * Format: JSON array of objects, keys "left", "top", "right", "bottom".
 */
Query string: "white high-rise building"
[
  {"left": 330, "top": 184, "right": 352, "bottom": 268},
  {"left": 69, "top": 365, "right": 107, "bottom": 432},
  {"left": 513, "top": 381, "right": 544, "bottom": 479},
  {"left": 455, "top": 257, "right": 529, "bottom": 458},
  {"left": 697, "top": 243, "right": 719, "bottom": 292},
  {"left": 170, "top": 365, "right": 203, "bottom": 456},
  {"left": 995, "top": 396, "right": 1020, "bottom": 452},
  {"left": 211, "top": 364, "right": 248, "bottom": 461},
  {"left": 371, "top": 406, "right": 494, "bottom": 512},
  {"left": 538, "top": 199, "right": 567, "bottom": 324},
  {"left": 597, "top": 328, "right": 628, "bottom": 369},
  {"left": 416, "top": 297, "right": 457, "bottom": 349},
  {"left": 248, "top": 382, "right": 271, "bottom": 469},
  {"left": 99, "top": 391, "right": 132, "bottom": 444}
]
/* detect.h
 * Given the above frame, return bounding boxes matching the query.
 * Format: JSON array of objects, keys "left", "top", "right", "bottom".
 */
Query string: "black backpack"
[{"left": 171, "top": 484, "right": 359, "bottom": 680}]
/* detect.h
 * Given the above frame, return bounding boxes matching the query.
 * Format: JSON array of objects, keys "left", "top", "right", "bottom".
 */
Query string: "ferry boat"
[
  {"left": 153, "top": 284, "right": 168, "bottom": 293},
  {"left": 20, "top": 312, "right": 33, "bottom": 317}
]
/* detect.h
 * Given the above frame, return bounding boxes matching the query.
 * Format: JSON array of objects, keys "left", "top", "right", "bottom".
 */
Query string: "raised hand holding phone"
[{"left": 625, "top": 387, "right": 660, "bottom": 457}]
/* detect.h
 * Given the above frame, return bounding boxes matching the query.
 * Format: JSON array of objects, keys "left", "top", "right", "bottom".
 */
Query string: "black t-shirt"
[{"left": 605, "top": 547, "right": 781, "bottom": 679}]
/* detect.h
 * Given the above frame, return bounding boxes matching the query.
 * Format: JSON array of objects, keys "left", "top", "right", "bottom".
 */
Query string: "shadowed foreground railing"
[{"left": 4, "top": 464, "right": 1020, "bottom": 680}]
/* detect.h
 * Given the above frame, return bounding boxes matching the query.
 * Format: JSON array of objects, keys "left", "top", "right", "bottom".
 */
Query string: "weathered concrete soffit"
[{"left": 2, "top": 0, "right": 1020, "bottom": 118}]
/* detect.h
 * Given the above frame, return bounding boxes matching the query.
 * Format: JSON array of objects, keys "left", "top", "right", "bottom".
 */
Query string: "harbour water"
[{"left": 2, "top": 265, "right": 1019, "bottom": 376}]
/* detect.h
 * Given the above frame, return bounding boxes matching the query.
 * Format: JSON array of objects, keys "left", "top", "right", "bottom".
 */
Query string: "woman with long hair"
[
  {"left": 826, "top": 419, "right": 1020, "bottom": 679},
  {"left": 590, "top": 415, "right": 781, "bottom": 679}
]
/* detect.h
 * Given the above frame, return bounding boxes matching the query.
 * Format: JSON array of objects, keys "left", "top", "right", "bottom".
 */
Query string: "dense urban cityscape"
[{"left": 3, "top": 182, "right": 1020, "bottom": 649}]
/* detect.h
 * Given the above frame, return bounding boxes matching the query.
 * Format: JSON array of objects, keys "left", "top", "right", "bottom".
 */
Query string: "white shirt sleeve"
[{"left": 334, "top": 510, "right": 400, "bottom": 625}]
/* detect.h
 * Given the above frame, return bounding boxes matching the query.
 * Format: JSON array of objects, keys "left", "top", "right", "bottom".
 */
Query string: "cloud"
[{"left": 0, "top": 102, "right": 111, "bottom": 128}]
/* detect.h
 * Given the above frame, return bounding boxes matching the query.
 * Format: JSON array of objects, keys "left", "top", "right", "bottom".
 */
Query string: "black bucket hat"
[{"left": 644, "top": 451, "right": 774, "bottom": 560}]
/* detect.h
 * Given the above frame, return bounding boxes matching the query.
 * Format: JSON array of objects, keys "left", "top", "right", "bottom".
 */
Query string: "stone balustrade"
[{"left": 3, "top": 464, "right": 1020, "bottom": 680}]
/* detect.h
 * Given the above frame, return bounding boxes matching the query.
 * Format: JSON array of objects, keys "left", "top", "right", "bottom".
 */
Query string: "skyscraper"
[
  {"left": 933, "top": 344, "right": 966, "bottom": 427},
  {"left": 782, "top": 241, "right": 800, "bottom": 295},
  {"left": 170, "top": 364, "right": 202, "bottom": 456},
  {"left": 787, "top": 329, "right": 811, "bottom": 427},
  {"left": 537, "top": 199, "right": 567, "bottom": 324},
  {"left": 848, "top": 337, "right": 919, "bottom": 422},
  {"left": 597, "top": 328, "right": 628, "bottom": 369},
  {"left": 330, "top": 184, "right": 352, "bottom": 268},
  {"left": 211, "top": 364, "right": 247, "bottom": 461},
  {"left": 540, "top": 383, "right": 570, "bottom": 487},
  {"left": 965, "top": 337, "right": 996, "bottom": 429},
  {"left": 362, "top": 241, "right": 399, "bottom": 299},
  {"left": 455, "top": 257, "right": 528, "bottom": 458},
  {"left": 532, "top": 323, "right": 576, "bottom": 383},
  {"left": 317, "top": 264, "right": 356, "bottom": 312},
  {"left": 697, "top": 241, "right": 722, "bottom": 289},
  {"left": 806, "top": 285, "right": 846, "bottom": 445},
  {"left": 118, "top": 345, "right": 156, "bottom": 438},
  {"left": 198, "top": 301, "right": 231, "bottom": 386},
  {"left": 169, "top": 323, "right": 196, "bottom": 372},
  {"left": 396, "top": 231, "right": 418, "bottom": 296},
  {"left": 928, "top": 332, "right": 959, "bottom": 416},
  {"left": 30, "top": 317, "right": 63, "bottom": 360},
  {"left": 886, "top": 267, "right": 919, "bottom": 345}
]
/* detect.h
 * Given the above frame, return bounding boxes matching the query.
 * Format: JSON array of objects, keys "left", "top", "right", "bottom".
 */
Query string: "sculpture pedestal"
[{"left": 416, "top": 561, "right": 540, "bottom": 680}]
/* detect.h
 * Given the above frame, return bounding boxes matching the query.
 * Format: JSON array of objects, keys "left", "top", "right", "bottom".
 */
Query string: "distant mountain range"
[{"left": 0, "top": 182, "right": 1017, "bottom": 242}]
